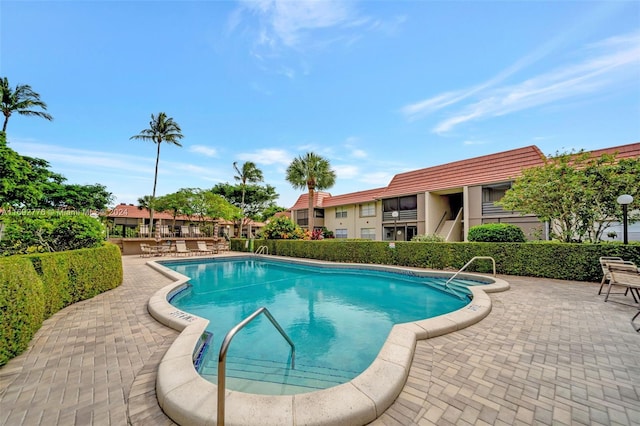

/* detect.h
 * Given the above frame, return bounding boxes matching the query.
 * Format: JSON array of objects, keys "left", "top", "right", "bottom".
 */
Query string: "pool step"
[{"left": 199, "top": 355, "right": 356, "bottom": 394}]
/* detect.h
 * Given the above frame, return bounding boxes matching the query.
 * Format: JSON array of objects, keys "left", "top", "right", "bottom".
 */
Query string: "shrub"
[
  {"left": 468, "top": 223, "right": 526, "bottom": 242},
  {"left": 0, "top": 243, "right": 122, "bottom": 366},
  {"left": 411, "top": 234, "right": 445, "bottom": 242},
  {"left": 0, "top": 211, "right": 105, "bottom": 255},
  {"left": 260, "top": 216, "right": 305, "bottom": 239},
  {"left": 0, "top": 257, "right": 45, "bottom": 366},
  {"left": 242, "top": 239, "right": 640, "bottom": 282}
]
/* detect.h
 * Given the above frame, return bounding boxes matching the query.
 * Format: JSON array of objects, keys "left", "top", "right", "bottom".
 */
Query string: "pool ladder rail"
[
  {"left": 442, "top": 256, "right": 496, "bottom": 300},
  {"left": 217, "top": 306, "right": 294, "bottom": 426},
  {"left": 255, "top": 245, "right": 269, "bottom": 255}
]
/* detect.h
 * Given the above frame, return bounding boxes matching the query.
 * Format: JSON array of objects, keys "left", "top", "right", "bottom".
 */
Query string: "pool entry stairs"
[{"left": 199, "top": 355, "right": 356, "bottom": 394}]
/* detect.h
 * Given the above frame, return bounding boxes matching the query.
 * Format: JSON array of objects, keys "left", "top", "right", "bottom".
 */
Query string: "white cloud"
[
  {"left": 357, "top": 171, "right": 393, "bottom": 186},
  {"left": 333, "top": 164, "right": 359, "bottom": 179},
  {"left": 238, "top": 148, "right": 292, "bottom": 166},
  {"left": 434, "top": 32, "right": 640, "bottom": 133},
  {"left": 189, "top": 145, "right": 218, "bottom": 157},
  {"left": 239, "top": 0, "right": 355, "bottom": 48},
  {"left": 401, "top": 29, "right": 640, "bottom": 134}
]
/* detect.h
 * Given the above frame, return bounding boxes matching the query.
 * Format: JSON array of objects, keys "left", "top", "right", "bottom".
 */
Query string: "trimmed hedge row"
[
  {"left": 236, "top": 239, "right": 640, "bottom": 282},
  {"left": 0, "top": 243, "right": 123, "bottom": 366}
]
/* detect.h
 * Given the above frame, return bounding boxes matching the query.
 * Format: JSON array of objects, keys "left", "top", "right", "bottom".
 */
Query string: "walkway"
[{"left": 1, "top": 255, "right": 638, "bottom": 425}]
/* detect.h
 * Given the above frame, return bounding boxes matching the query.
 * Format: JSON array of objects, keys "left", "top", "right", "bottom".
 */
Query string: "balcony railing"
[{"left": 383, "top": 210, "right": 417, "bottom": 221}]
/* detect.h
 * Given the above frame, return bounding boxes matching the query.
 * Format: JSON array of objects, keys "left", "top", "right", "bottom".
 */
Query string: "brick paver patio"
[{"left": 1, "top": 254, "right": 638, "bottom": 425}]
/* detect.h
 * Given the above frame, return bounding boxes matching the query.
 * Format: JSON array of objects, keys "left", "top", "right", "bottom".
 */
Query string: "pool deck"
[{"left": 1, "top": 253, "right": 639, "bottom": 425}]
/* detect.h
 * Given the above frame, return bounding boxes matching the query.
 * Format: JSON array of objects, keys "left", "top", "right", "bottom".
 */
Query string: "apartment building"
[{"left": 289, "top": 143, "right": 640, "bottom": 242}]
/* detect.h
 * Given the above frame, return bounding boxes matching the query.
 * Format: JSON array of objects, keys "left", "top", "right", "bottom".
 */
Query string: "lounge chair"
[
  {"left": 606, "top": 264, "right": 640, "bottom": 332},
  {"left": 599, "top": 257, "right": 625, "bottom": 294},
  {"left": 174, "top": 240, "right": 192, "bottom": 256},
  {"left": 180, "top": 226, "right": 191, "bottom": 237},
  {"left": 196, "top": 241, "right": 214, "bottom": 254},
  {"left": 191, "top": 227, "right": 201, "bottom": 238}
]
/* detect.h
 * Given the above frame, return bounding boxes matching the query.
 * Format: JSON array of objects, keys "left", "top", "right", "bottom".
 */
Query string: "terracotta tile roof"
[
  {"left": 105, "top": 204, "right": 218, "bottom": 222},
  {"left": 322, "top": 187, "right": 386, "bottom": 208},
  {"left": 381, "top": 145, "right": 546, "bottom": 198},
  {"left": 586, "top": 142, "right": 640, "bottom": 160},
  {"left": 290, "top": 191, "right": 332, "bottom": 211}
]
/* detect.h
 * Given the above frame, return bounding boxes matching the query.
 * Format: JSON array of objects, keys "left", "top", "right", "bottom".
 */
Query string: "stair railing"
[
  {"left": 444, "top": 256, "right": 496, "bottom": 288},
  {"left": 217, "top": 307, "right": 294, "bottom": 426}
]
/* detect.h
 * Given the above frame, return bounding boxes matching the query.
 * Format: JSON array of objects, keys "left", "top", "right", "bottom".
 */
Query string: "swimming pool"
[
  {"left": 147, "top": 254, "right": 510, "bottom": 426},
  {"left": 164, "top": 257, "right": 471, "bottom": 395}
]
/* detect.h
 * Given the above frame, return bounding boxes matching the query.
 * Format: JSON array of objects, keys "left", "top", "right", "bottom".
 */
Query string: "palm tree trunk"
[
  {"left": 308, "top": 187, "right": 315, "bottom": 231},
  {"left": 149, "top": 141, "right": 161, "bottom": 231}
]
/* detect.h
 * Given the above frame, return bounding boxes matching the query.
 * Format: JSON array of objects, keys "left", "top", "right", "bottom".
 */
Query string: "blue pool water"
[{"left": 164, "top": 258, "right": 471, "bottom": 395}]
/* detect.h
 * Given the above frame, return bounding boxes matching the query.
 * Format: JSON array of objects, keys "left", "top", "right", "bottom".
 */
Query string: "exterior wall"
[
  {"left": 466, "top": 185, "right": 483, "bottom": 236},
  {"left": 424, "top": 192, "right": 450, "bottom": 235},
  {"left": 468, "top": 182, "right": 545, "bottom": 241},
  {"left": 324, "top": 201, "right": 382, "bottom": 239}
]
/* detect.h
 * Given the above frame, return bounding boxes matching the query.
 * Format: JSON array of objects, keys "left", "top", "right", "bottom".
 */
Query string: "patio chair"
[
  {"left": 174, "top": 240, "right": 192, "bottom": 256},
  {"left": 604, "top": 262, "right": 640, "bottom": 303},
  {"left": 180, "top": 226, "right": 191, "bottom": 237},
  {"left": 599, "top": 257, "right": 637, "bottom": 295},
  {"left": 196, "top": 240, "right": 214, "bottom": 254},
  {"left": 216, "top": 237, "right": 229, "bottom": 253},
  {"left": 191, "top": 227, "right": 202, "bottom": 238},
  {"left": 139, "top": 243, "right": 152, "bottom": 258},
  {"left": 606, "top": 264, "right": 640, "bottom": 332},
  {"left": 159, "top": 225, "right": 173, "bottom": 237},
  {"left": 139, "top": 224, "right": 150, "bottom": 238}
]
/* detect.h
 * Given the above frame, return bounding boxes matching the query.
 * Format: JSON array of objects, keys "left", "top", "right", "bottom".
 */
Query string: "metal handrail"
[
  {"left": 255, "top": 245, "right": 269, "bottom": 255},
  {"left": 444, "top": 256, "right": 496, "bottom": 288},
  {"left": 217, "top": 307, "right": 295, "bottom": 426},
  {"left": 435, "top": 211, "right": 448, "bottom": 234}
]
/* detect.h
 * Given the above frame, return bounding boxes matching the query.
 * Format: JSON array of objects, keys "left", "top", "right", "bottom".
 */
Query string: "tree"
[
  {"left": 233, "top": 161, "right": 264, "bottom": 213},
  {"left": 259, "top": 205, "right": 287, "bottom": 222},
  {"left": 498, "top": 151, "right": 640, "bottom": 243},
  {"left": 155, "top": 189, "right": 192, "bottom": 229},
  {"left": 1, "top": 77, "right": 53, "bottom": 132},
  {"left": 40, "top": 182, "right": 113, "bottom": 211},
  {"left": 130, "top": 112, "right": 183, "bottom": 229},
  {"left": 285, "top": 152, "right": 336, "bottom": 231}
]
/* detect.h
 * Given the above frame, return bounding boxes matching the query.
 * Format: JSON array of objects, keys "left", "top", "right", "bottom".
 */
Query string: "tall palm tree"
[
  {"left": 233, "top": 161, "right": 264, "bottom": 213},
  {"left": 233, "top": 161, "right": 264, "bottom": 237},
  {"left": 130, "top": 112, "right": 183, "bottom": 230},
  {"left": 285, "top": 152, "right": 336, "bottom": 231},
  {"left": 1, "top": 77, "right": 53, "bottom": 132}
]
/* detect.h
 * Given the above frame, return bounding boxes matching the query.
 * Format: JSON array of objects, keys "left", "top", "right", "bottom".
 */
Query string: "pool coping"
[{"left": 146, "top": 254, "right": 510, "bottom": 426}]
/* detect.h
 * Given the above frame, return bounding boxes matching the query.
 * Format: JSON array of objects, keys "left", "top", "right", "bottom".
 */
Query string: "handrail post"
[{"left": 217, "top": 307, "right": 294, "bottom": 426}]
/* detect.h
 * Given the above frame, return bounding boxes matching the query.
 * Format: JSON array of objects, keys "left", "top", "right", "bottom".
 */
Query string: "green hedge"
[
  {"left": 0, "top": 243, "right": 122, "bottom": 366},
  {"left": 236, "top": 239, "right": 640, "bottom": 282}
]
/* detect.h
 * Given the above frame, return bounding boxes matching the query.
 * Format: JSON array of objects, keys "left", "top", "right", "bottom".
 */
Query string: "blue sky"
[{"left": 2, "top": 0, "right": 639, "bottom": 208}]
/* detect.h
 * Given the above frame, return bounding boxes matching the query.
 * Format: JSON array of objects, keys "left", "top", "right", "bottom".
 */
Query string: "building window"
[
  {"left": 359, "top": 203, "right": 375, "bottom": 217},
  {"left": 335, "top": 229, "right": 348, "bottom": 239},
  {"left": 297, "top": 210, "right": 308, "bottom": 226},
  {"left": 360, "top": 228, "right": 375, "bottom": 240},
  {"left": 335, "top": 207, "right": 347, "bottom": 218},
  {"left": 482, "top": 183, "right": 511, "bottom": 202}
]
